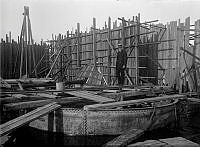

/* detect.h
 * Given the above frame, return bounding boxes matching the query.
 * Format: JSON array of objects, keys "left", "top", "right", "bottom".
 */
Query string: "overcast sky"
[{"left": 1, "top": 0, "right": 200, "bottom": 43}]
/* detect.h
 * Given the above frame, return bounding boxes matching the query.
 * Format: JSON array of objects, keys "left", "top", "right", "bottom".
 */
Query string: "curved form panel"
[{"left": 29, "top": 99, "right": 178, "bottom": 136}]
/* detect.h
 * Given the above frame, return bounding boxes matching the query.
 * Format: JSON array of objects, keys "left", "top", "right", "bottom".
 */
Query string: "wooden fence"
[{"left": 0, "top": 33, "right": 49, "bottom": 79}]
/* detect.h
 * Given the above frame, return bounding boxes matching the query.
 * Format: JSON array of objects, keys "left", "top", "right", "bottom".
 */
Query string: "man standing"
[{"left": 116, "top": 43, "right": 127, "bottom": 86}]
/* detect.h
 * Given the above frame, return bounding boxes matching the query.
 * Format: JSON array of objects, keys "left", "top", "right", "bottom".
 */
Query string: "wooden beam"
[
  {"left": 122, "top": 17, "right": 126, "bottom": 50},
  {"left": 180, "top": 47, "right": 200, "bottom": 62},
  {"left": 3, "top": 97, "right": 81, "bottom": 110},
  {"left": 158, "top": 48, "right": 174, "bottom": 52},
  {"left": 93, "top": 18, "right": 97, "bottom": 66},
  {"left": 107, "top": 17, "right": 111, "bottom": 85},
  {"left": 66, "top": 90, "right": 114, "bottom": 103},
  {"left": 104, "top": 129, "right": 144, "bottom": 147},
  {"left": 77, "top": 23, "right": 81, "bottom": 67},
  {"left": 84, "top": 94, "right": 186, "bottom": 110},
  {"left": 101, "top": 89, "right": 146, "bottom": 99},
  {"left": 135, "top": 13, "right": 140, "bottom": 86},
  {"left": 0, "top": 102, "right": 61, "bottom": 136},
  {"left": 0, "top": 96, "right": 51, "bottom": 104},
  {"left": 4, "top": 99, "right": 55, "bottom": 110},
  {"left": 46, "top": 47, "right": 63, "bottom": 78}
]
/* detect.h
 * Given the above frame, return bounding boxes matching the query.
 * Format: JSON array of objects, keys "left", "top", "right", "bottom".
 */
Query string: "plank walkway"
[
  {"left": 84, "top": 94, "right": 186, "bottom": 110},
  {"left": 66, "top": 90, "right": 114, "bottom": 103},
  {"left": 104, "top": 129, "right": 144, "bottom": 147},
  {"left": 128, "top": 137, "right": 199, "bottom": 147},
  {"left": 0, "top": 102, "right": 61, "bottom": 136}
]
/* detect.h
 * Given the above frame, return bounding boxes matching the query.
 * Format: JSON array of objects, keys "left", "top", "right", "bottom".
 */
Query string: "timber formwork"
[{"left": 46, "top": 15, "right": 200, "bottom": 91}]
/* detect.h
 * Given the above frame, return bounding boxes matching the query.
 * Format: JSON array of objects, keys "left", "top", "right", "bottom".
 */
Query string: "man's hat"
[{"left": 118, "top": 43, "right": 122, "bottom": 47}]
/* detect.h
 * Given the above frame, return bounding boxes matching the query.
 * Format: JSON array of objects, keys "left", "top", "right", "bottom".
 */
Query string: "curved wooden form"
[{"left": 29, "top": 99, "right": 178, "bottom": 136}]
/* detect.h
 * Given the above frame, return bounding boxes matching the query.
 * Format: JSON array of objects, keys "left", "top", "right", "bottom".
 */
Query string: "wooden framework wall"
[
  {"left": 49, "top": 14, "right": 162, "bottom": 86},
  {"left": 48, "top": 16, "right": 200, "bottom": 89},
  {"left": 157, "top": 17, "right": 200, "bottom": 92}
]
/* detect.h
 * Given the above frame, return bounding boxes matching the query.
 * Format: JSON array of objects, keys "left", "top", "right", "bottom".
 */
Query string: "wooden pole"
[
  {"left": 107, "top": 17, "right": 111, "bottom": 85},
  {"left": 9, "top": 32, "right": 12, "bottom": 78},
  {"left": 24, "top": 7, "right": 28, "bottom": 78},
  {"left": 93, "top": 18, "right": 97, "bottom": 67},
  {"left": 135, "top": 13, "right": 140, "bottom": 86},
  {"left": 20, "top": 11, "right": 26, "bottom": 78},
  {"left": 28, "top": 13, "right": 37, "bottom": 77},
  {"left": 77, "top": 23, "right": 81, "bottom": 67},
  {"left": 59, "top": 34, "right": 63, "bottom": 82},
  {"left": 178, "top": 21, "right": 184, "bottom": 93},
  {"left": 122, "top": 17, "right": 125, "bottom": 49},
  {"left": 195, "top": 20, "right": 200, "bottom": 95}
]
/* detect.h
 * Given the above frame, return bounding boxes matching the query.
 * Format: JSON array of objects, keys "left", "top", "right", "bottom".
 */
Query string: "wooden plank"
[
  {"left": 4, "top": 100, "right": 54, "bottom": 110},
  {"left": 3, "top": 97, "right": 81, "bottom": 110},
  {"left": 128, "top": 140, "right": 167, "bottom": 147},
  {"left": 101, "top": 89, "right": 146, "bottom": 100},
  {"left": 159, "top": 137, "right": 199, "bottom": 147},
  {"left": 135, "top": 14, "right": 140, "bottom": 85},
  {"left": 0, "top": 96, "right": 51, "bottom": 104},
  {"left": 66, "top": 90, "right": 114, "bottom": 103},
  {"left": 36, "top": 93, "right": 58, "bottom": 99},
  {"left": 93, "top": 18, "right": 97, "bottom": 66},
  {"left": 77, "top": 23, "right": 81, "bottom": 67},
  {"left": 84, "top": 94, "right": 186, "bottom": 110},
  {"left": 180, "top": 47, "right": 200, "bottom": 62},
  {"left": 104, "top": 129, "right": 144, "bottom": 147},
  {"left": 0, "top": 102, "right": 61, "bottom": 136},
  {"left": 107, "top": 17, "right": 111, "bottom": 85},
  {"left": 188, "top": 98, "right": 200, "bottom": 103}
]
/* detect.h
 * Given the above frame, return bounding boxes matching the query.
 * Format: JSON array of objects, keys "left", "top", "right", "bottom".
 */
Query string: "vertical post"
[
  {"left": 56, "top": 34, "right": 65, "bottom": 91},
  {"left": 107, "top": 17, "right": 111, "bottom": 85},
  {"left": 121, "top": 17, "right": 125, "bottom": 50},
  {"left": 23, "top": 7, "right": 28, "bottom": 78},
  {"left": 20, "top": 7, "right": 26, "bottom": 78},
  {"left": 177, "top": 19, "right": 181, "bottom": 93},
  {"left": 60, "top": 34, "right": 63, "bottom": 81},
  {"left": 67, "top": 31, "right": 71, "bottom": 81},
  {"left": 185, "top": 17, "right": 193, "bottom": 91},
  {"left": 77, "top": 23, "right": 81, "bottom": 67},
  {"left": 9, "top": 32, "right": 12, "bottom": 78},
  {"left": 178, "top": 22, "right": 184, "bottom": 93},
  {"left": 93, "top": 18, "right": 97, "bottom": 67},
  {"left": 121, "top": 17, "right": 126, "bottom": 85},
  {"left": 28, "top": 13, "right": 37, "bottom": 77},
  {"left": 135, "top": 13, "right": 140, "bottom": 86},
  {"left": 19, "top": 6, "right": 35, "bottom": 78},
  {"left": 195, "top": 20, "right": 200, "bottom": 96}
]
